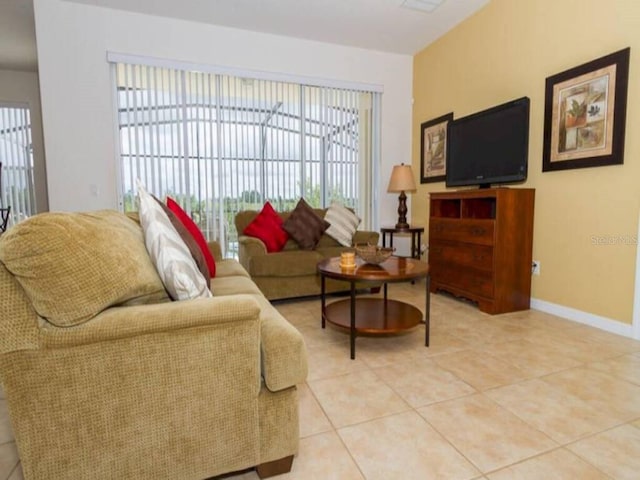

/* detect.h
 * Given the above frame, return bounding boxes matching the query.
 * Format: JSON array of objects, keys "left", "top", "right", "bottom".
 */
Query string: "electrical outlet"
[{"left": 532, "top": 260, "right": 540, "bottom": 276}]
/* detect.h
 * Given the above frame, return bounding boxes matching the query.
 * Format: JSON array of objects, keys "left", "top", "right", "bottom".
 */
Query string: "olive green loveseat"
[
  {"left": 0, "top": 210, "right": 307, "bottom": 480},
  {"left": 235, "top": 208, "right": 379, "bottom": 300}
]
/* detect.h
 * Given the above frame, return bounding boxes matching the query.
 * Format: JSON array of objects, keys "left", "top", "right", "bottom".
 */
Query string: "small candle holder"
[{"left": 340, "top": 251, "right": 356, "bottom": 269}]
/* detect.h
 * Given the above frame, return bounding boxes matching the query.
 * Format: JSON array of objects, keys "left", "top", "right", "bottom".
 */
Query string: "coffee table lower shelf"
[
  {"left": 318, "top": 256, "right": 430, "bottom": 359},
  {"left": 323, "top": 298, "right": 423, "bottom": 335}
]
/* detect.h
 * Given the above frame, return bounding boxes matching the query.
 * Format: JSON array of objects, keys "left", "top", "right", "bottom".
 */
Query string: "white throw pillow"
[
  {"left": 136, "top": 180, "right": 212, "bottom": 301},
  {"left": 324, "top": 202, "right": 361, "bottom": 247}
]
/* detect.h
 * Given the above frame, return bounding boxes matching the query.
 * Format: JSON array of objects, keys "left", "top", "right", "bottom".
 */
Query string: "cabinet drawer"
[
  {"left": 430, "top": 263, "right": 494, "bottom": 298},
  {"left": 429, "top": 218, "right": 495, "bottom": 245},
  {"left": 429, "top": 242, "right": 493, "bottom": 271}
]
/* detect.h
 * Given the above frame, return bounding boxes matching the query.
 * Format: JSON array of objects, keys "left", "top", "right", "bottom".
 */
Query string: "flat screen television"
[{"left": 446, "top": 96, "right": 530, "bottom": 188}]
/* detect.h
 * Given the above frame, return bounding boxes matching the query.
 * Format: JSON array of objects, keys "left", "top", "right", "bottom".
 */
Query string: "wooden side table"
[{"left": 381, "top": 226, "right": 424, "bottom": 260}]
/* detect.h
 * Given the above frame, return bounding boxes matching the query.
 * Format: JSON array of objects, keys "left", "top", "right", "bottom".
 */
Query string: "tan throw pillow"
[
  {"left": 137, "top": 181, "right": 212, "bottom": 301},
  {"left": 282, "top": 198, "right": 330, "bottom": 250},
  {"left": 0, "top": 210, "right": 168, "bottom": 327},
  {"left": 152, "top": 196, "right": 210, "bottom": 288},
  {"left": 324, "top": 202, "right": 361, "bottom": 247}
]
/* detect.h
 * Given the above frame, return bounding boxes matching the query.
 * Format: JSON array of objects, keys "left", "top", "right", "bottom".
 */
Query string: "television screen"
[{"left": 446, "top": 97, "right": 530, "bottom": 188}]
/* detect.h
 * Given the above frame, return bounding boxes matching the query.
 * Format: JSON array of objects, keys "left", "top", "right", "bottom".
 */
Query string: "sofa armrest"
[
  {"left": 207, "top": 240, "right": 223, "bottom": 261},
  {"left": 1, "top": 296, "right": 263, "bottom": 479},
  {"left": 238, "top": 235, "right": 268, "bottom": 255},
  {"left": 39, "top": 295, "right": 261, "bottom": 349},
  {"left": 254, "top": 298, "right": 308, "bottom": 392},
  {"left": 352, "top": 230, "right": 380, "bottom": 246},
  {"left": 237, "top": 235, "right": 268, "bottom": 271}
]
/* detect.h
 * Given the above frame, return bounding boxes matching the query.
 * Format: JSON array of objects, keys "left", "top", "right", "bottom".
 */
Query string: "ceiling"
[{"left": 0, "top": 0, "right": 489, "bottom": 72}]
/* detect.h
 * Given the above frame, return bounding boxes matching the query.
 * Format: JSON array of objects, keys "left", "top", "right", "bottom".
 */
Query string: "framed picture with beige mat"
[
  {"left": 420, "top": 112, "right": 453, "bottom": 183},
  {"left": 542, "top": 47, "right": 630, "bottom": 172}
]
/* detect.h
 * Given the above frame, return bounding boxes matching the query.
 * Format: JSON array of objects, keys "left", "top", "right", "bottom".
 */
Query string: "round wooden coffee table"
[{"left": 317, "top": 256, "right": 430, "bottom": 359}]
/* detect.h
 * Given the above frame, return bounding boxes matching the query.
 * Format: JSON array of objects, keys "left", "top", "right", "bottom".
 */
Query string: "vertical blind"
[
  {"left": 0, "top": 103, "right": 36, "bottom": 227},
  {"left": 112, "top": 60, "right": 380, "bottom": 257}
]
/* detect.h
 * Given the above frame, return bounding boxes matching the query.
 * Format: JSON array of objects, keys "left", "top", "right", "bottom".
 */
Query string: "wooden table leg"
[
  {"left": 350, "top": 281, "right": 356, "bottom": 360},
  {"left": 321, "top": 274, "right": 326, "bottom": 329},
  {"left": 425, "top": 274, "right": 430, "bottom": 347}
]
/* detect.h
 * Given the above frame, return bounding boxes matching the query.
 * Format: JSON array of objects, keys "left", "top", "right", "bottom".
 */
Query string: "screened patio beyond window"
[{"left": 113, "top": 61, "right": 380, "bottom": 257}]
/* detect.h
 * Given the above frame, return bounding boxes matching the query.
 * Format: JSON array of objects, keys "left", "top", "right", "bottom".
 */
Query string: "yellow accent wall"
[{"left": 412, "top": 0, "right": 640, "bottom": 324}]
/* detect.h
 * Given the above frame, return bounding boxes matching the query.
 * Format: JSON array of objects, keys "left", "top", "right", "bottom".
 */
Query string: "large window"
[
  {"left": 111, "top": 58, "right": 380, "bottom": 257},
  {"left": 0, "top": 103, "right": 36, "bottom": 227}
]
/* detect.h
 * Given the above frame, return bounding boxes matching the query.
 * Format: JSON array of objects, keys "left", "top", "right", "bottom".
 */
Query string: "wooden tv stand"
[{"left": 428, "top": 188, "right": 535, "bottom": 314}]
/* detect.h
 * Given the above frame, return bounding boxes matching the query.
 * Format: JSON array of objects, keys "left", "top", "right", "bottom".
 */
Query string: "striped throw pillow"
[
  {"left": 324, "top": 202, "right": 361, "bottom": 247},
  {"left": 137, "top": 180, "right": 212, "bottom": 301}
]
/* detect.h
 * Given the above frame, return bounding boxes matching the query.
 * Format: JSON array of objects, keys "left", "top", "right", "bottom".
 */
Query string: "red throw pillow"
[
  {"left": 243, "top": 202, "right": 289, "bottom": 253},
  {"left": 166, "top": 197, "right": 216, "bottom": 278}
]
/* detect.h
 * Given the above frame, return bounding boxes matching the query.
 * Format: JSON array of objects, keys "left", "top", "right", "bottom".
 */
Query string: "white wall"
[
  {"left": 33, "top": 0, "right": 413, "bottom": 227},
  {"left": 0, "top": 69, "right": 48, "bottom": 213}
]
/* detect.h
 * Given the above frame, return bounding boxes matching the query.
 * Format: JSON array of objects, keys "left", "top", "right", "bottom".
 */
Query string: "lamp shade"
[{"left": 387, "top": 164, "right": 417, "bottom": 192}]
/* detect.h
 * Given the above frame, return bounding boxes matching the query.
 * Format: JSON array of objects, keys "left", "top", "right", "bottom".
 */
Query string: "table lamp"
[{"left": 387, "top": 163, "right": 417, "bottom": 230}]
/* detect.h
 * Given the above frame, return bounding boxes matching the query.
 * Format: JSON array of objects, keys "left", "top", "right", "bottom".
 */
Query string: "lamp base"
[
  {"left": 395, "top": 222, "right": 410, "bottom": 230},
  {"left": 396, "top": 191, "right": 409, "bottom": 230}
]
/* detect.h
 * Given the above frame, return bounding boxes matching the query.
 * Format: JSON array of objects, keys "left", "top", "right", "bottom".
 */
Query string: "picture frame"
[
  {"left": 542, "top": 48, "right": 630, "bottom": 172},
  {"left": 420, "top": 112, "right": 453, "bottom": 183}
]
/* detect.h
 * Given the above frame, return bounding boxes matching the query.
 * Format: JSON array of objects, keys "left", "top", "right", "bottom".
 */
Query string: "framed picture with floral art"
[
  {"left": 420, "top": 112, "right": 453, "bottom": 183},
  {"left": 542, "top": 48, "right": 630, "bottom": 172}
]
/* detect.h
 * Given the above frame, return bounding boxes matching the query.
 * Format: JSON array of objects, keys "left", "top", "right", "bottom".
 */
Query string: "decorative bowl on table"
[{"left": 354, "top": 243, "right": 394, "bottom": 265}]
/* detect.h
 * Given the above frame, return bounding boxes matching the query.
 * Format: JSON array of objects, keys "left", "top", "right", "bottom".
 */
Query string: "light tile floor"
[{"left": 2, "top": 281, "right": 640, "bottom": 479}]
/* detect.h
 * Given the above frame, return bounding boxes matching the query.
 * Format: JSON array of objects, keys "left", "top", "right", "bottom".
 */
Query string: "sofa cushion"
[
  {"left": 315, "top": 246, "right": 353, "bottom": 260},
  {"left": 138, "top": 183, "right": 212, "bottom": 301},
  {"left": 243, "top": 201, "right": 289, "bottom": 253},
  {"left": 0, "top": 210, "right": 169, "bottom": 327},
  {"left": 154, "top": 196, "right": 210, "bottom": 287},
  {"left": 282, "top": 198, "right": 330, "bottom": 250},
  {"left": 324, "top": 202, "right": 361, "bottom": 247},
  {"left": 315, "top": 234, "right": 341, "bottom": 249},
  {"left": 215, "top": 259, "right": 251, "bottom": 279},
  {"left": 249, "top": 250, "right": 323, "bottom": 277},
  {"left": 167, "top": 196, "right": 216, "bottom": 278},
  {"left": 210, "top": 275, "right": 264, "bottom": 297},
  {"left": 281, "top": 238, "right": 303, "bottom": 251}
]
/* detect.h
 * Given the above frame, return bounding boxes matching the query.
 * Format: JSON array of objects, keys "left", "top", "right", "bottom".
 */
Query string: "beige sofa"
[
  {"left": 0, "top": 210, "right": 307, "bottom": 480},
  {"left": 235, "top": 208, "right": 380, "bottom": 300}
]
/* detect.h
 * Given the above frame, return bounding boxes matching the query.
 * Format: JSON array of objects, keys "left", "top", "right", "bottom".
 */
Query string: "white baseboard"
[{"left": 530, "top": 297, "right": 636, "bottom": 340}]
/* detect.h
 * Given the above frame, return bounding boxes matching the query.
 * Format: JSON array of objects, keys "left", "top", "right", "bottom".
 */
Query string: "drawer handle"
[
  {"left": 470, "top": 227, "right": 486, "bottom": 236},
  {"left": 473, "top": 255, "right": 484, "bottom": 261}
]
